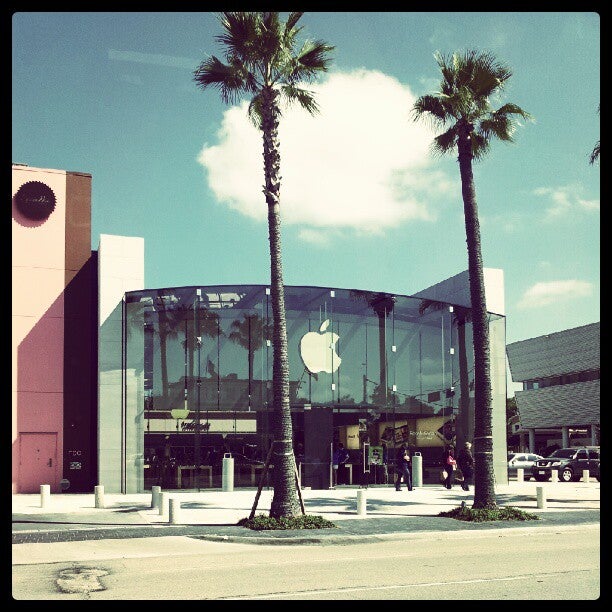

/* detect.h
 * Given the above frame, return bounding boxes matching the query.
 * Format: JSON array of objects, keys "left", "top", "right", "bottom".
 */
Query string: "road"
[{"left": 12, "top": 524, "right": 599, "bottom": 600}]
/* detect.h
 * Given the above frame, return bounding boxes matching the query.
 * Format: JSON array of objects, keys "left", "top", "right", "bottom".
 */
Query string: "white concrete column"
[
  {"left": 357, "top": 489, "right": 367, "bottom": 515},
  {"left": 562, "top": 427, "right": 570, "bottom": 448},
  {"left": 94, "top": 485, "right": 105, "bottom": 509},
  {"left": 591, "top": 425, "right": 598, "bottom": 446},
  {"left": 40, "top": 484, "right": 51, "bottom": 508},
  {"left": 158, "top": 492, "right": 169, "bottom": 516},
  {"left": 583, "top": 469, "right": 590, "bottom": 483},
  {"left": 151, "top": 486, "right": 161, "bottom": 509},
  {"left": 551, "top": 469, "right": 558, "bottom": 483},
  {"left": 517, "top": 468, "right": 524, "bottom": 483},
  {"left": 169, "top": 498, "right": 181, "bottom": 524},
  {"left": 222, "top": 454, "right": 234, "bottom": 492},
  {"left": 536, "top": 486, "right": 547, "bottom": 509},
  {"left": 528, "top": 429, "right": 536, "bottom": 453}
]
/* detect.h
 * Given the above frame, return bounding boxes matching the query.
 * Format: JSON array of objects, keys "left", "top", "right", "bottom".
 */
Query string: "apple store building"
[
  {"left": 101, "top": 281, "right": 508, "bottom": 493},
  {"left": 13, "top": 164, "right": 508, "bottom": 494}
]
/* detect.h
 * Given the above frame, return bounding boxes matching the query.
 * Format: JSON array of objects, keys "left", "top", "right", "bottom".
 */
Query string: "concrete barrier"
[
  {"left": 583, "top": 469, "right": 590, "bottom": 483},
  {"left": 169, "top": 498, "right": 181, "bottom": 524},
  {"left": 222, "top": 454, "right": 234, "bottom": 492},
  {"left": 94, "top": 485, "right": 105, "bottom": 509},
  {"left": 40, "top": 484, "right": 50, "bottom": 508},
  {"left": 357, "top": 489, "right": 367, "bottom": 515},
  {"left": 536, "top": 486, "right": 547, "bottom": 509},
  {"left": 551, "top": 469, "right": 558, "bottom": 483},
  {"left": 517, "top": 468, "right": 524, "bottom": 483},
  {"left": 158, "top": 492, "right": 169, "bottom": 516},
  {"left": 151, "top": 486, "right": 161, "bottom": 509}
]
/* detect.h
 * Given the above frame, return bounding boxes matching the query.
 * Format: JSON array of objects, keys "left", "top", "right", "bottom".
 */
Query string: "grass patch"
[
  {"left": 438, "top": 505, "right": 540, "bottom": 522},
  {"left": 237, "top": 514, "right": 337, "bottom": 530}
]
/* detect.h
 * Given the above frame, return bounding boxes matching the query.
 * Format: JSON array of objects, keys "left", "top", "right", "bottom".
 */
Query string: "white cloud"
[
  {"left": 533, "top": 184, "right": 600, "bottom": 219},
  {"left": 517, "top": 280, "right": 593, "bottom": 309},
  {"left": 197, "top": 69, "right": 452, "bottom": 238}
]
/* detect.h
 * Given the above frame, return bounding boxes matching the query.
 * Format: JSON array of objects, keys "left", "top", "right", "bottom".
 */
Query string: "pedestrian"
[
  {"left": 395, "top": 445, "right": 413, "bottom": 491},
  {"left": 332, "top": 442, "right": 350, "bottom": 486},
  {"left": 441, "top": 446, "right": 457, "bottom": 489},
  {"left": 456, "top": 441, "right": 474, "bottom": 491}
]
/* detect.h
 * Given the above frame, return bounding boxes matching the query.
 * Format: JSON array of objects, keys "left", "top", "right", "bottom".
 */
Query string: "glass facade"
[{"left": 101, "top": 285, "right": 506, "bottom": 492}]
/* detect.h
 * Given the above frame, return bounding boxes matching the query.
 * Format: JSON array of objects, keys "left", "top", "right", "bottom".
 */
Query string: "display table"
[{"left": 177, "top": 465, "right": 213, "bottom": 488}]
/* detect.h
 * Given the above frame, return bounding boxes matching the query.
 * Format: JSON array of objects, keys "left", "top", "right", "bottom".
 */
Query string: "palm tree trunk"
[
  {"left": 458, "top": 129, "right": 496, "bottom": 509},
  {"left": 261, "top": 86, "right": 301, "bottom": 518}
]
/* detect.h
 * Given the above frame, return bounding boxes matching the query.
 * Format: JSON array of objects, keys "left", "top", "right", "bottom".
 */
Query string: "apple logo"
[{"left": 299, "top": 319, "right": 341, "bottom": 375}]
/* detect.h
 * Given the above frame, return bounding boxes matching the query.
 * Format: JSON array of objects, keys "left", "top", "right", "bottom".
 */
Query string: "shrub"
[
  {"left": 237, "top": 514, "right": 337, "bottom": 530},
  {"left": 438, "top": 504, "right": 540, "bottom": 522}
]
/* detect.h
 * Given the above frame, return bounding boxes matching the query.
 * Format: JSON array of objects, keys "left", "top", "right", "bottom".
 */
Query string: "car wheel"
[
  {"left": 534, "top": 475, "right": 548, "bottom": 482},
  {"left": 560, "top": 468, "right": 574, "bottom": 482}
]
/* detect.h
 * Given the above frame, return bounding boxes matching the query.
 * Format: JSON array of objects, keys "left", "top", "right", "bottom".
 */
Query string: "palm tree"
[
  {"left": 589, "top": 104, "right": 600, "bottom": 165},
  {"left": 413, "top": 50, "right": 531, "bottom": 509},
  {"left": 194, "top": 12, "right": 334, "bottom": 518},
  {"left": 228, "top": 312, "right": 273, "bottom": 406}
]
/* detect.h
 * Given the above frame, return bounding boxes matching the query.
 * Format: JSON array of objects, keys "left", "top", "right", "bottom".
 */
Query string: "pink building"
[{"left": 12, "top": 163, "right": 96, "bottom": 493}]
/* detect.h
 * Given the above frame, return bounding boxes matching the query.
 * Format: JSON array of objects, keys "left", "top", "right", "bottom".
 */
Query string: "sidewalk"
[{"left": 12, "top": 480, "right": 600, "bottom": 545}]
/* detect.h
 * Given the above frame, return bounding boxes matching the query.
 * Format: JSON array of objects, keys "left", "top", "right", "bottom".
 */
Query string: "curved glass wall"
[{"left": 110, "top": 285, "right": 505, "bottom": 492}]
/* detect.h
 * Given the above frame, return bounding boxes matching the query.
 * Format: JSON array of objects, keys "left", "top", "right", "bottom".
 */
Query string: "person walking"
[
  {"left": 457, "top": 441, "right": 474, "bottom": 491},
  {"left": 332, "top": 442, "right": 350, "bottom": 486},
  {"left": 441, "top": 446, "right": 457, "bottom": 489},
  {"left": 395, "top": 445, "right": 413, "bottom": 491}
]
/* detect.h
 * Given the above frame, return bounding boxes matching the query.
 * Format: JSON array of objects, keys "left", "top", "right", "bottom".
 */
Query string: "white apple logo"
[{"left": 299, "top": 319, "right": 341, "bottom": 375}]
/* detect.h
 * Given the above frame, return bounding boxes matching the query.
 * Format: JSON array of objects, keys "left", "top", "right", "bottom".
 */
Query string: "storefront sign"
[{"left": 14, "top": 181, "right": 56, "bottom": 220}]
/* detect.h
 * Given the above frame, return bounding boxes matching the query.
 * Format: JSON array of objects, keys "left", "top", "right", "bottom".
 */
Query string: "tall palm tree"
[
  {"left": 413, "top": 50, "right": 531, "bottom": 509},
  {"left": 194, "top": 12, "right": 334, "bottom": 518},
  {"left": 228, "top": 312, "right": 273, "bottom": 406},
  {"left": 589, "top": 104, "right": 600, "bottom": 165}
]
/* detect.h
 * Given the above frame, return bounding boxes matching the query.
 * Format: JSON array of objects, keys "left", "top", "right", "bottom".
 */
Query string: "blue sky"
[{"left": 13, "top": 12, "right": 600, "bottom": 359}]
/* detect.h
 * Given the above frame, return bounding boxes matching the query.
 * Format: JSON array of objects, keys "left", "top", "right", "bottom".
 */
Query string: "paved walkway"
[{"left": 12, "top": 481, "right": 600, "bottom": 545}]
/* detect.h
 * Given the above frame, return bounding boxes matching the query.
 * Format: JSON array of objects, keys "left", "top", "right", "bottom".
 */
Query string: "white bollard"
[
  {"left": 40, "top": 484, "right": 51, "bottom": 508},
  {"left": 151, "top": 486, "right": 161, "bottom": 509},
  {"left": 536, "top": 486, "right": 547, "bottom": 509},
  {"left": 169, "top": 498, "right": 181, "bottom": 524},
  {"left": 222, "top": 453, "right": 234, "bottom": 492},
  {"left": 583, "top": 469, "right": 590, "bottom": 483},
  {"left": 94, "top": 485, "right": 105, "bottom": 509},
  {"left": 158, "top": 492, "right": 169, "bottom": 516},
  {"left": 551, "top": 469, "right": 558, "bottom": 483},
  {"left": 517, "top": 468, "right": 524, "bottom": 483},
  {"left": 357, "top": 489, "right": 367, "bottom": 515}
]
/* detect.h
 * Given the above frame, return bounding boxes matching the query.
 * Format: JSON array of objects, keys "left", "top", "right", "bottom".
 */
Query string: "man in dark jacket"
[
  {"left": 395, "top": 445, "right": 413, "bottom": 491},
  {"left": 457, "top": 441, "right": 474, "bottom": 491}
]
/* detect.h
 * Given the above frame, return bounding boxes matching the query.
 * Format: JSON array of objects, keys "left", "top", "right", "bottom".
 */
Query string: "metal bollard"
[
  {"left": 583, "top": 469, "right": 590, "bottom": 483},
  {"left": 412, "top": 452, "right": 423, "bottom": 488},
  {"left": 536, "top": 486, "right": 547, "bottom": 509},
  {"left": 151, "top": 486, "right": 161, "bottom": 509},
  {"left": 357, "top": 489, "right": 367, "bottom": 515},
  {"left": 517, "top": 468, "right": 524, "bottom": 483},
  {"left": 94, "top": 485, "right": 105, "bottom": 509},
  {"left": 551, "top": 469, "right": 558, "bottom": 483},
  {"left": 169, "top": 498, "right": 181, "bottom": 524},
  {"left": 222, "top": 453, "right": 234, "bottom": 492},
  {"left": 40, "top": 484, "right": 51, "bottom": 508},
  {"left": 158, "top": 492, "right": 169, "bottom": 516}
]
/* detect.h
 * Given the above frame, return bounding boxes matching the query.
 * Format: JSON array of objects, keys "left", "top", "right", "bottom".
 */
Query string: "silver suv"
[{"left": 532, "top": 447, "right": 600, "bottom": 483}]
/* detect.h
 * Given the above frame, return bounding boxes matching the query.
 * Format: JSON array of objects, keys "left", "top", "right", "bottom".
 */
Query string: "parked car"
[
  {"left": 531, "top": 447, "right": 600, "bottom": 483},
  {"left": 507, "top": 452, "right": 543, "bottom": 480}
]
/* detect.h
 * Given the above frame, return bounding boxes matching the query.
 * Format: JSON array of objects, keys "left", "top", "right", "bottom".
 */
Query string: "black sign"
[{"left": 14, "top": 181, "right": 56, "bottom": 220}]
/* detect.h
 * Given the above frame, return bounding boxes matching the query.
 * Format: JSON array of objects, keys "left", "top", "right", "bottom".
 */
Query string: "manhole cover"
[{"left": 57, "top": 567, "right": 109, "bottom": 593}]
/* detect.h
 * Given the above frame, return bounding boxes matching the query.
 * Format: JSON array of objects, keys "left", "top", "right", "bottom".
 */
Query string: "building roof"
[
  {"left": 506, "top": 322, "right": 599, "bottom": 381},
  {"left": 514, "top": 379, "right": 600, "bottom": 429}
]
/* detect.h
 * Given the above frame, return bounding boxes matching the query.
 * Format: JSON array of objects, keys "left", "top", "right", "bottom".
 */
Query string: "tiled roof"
[
  {"left": 506, "top": 322, "right": 599, "bottom": 381},
  {"left": 514, "top": 379, "right": 600, "bottom": 428}
]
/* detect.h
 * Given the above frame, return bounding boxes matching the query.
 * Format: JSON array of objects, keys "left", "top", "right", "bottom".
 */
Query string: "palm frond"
[
  {"left": 470, "top": 132, "right": 490, "bottom": 160},
  {"left": 193, "top": 55, "right": 254, "bottom": 104},
  {"left": 479, "top": 114, "right": 514, "bottom": 142},
  {"left": 216, "top": 12, "right": 260, "bottom": 63},
  {"left": 432, "top": 126, "right": 458, "bottom": 157},
  {"left": 278, "top": 84, "right": 319, "bottom": 115},
  {"left": 247, "top": 93, "right": 264, "bottom": 128},
  {"left": 412, "top": 94, "right": 448, "bottom": 125},
  {"left": 495, "top": 103, "right": 532, "bottom": 121},
  {"left": 589, "top": 140, "right": 600, "bottom": 165},
  {"left": 294, "top": 40, "right": 335, "bottom": 76}
]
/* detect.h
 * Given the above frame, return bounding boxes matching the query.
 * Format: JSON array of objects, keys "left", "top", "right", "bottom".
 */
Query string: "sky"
[{"left": 12, "top": 11, "right": 600, "bottom": 393}]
